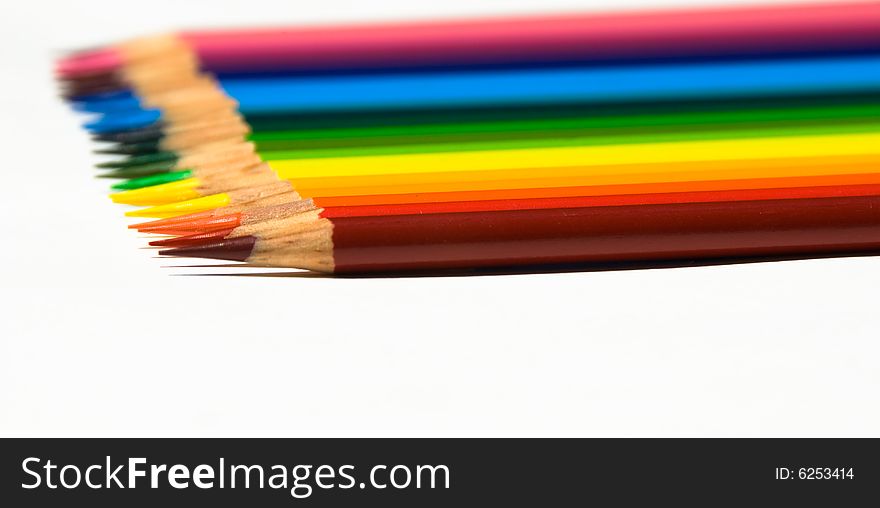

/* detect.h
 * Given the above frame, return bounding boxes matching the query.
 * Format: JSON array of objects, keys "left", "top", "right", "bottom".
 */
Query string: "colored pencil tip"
[
  {"left": 75, "top": 97, "right": 142, "bottom": 114},
  {"left": 149, "top": 228, "right": 237, "bottom": 248},
  {"left": 159, "top": 236, "right": 257, "bottom": 262},
  {"left": 124, "top": 193, "right": 231, "bottom": 218},
  {"left": 135, "top": 214, "right": 242, "bottom": 236},
  {"left": 59, "top": 71, "right": 126, "bottom": 89},
  {"left": 129, "top": 210, "right": 217, "bottom": 231},
  {"left": 84, "top": 109, "right": 162, "bottom": 134},
  {"left": 109, "top": 178, "right": 201, "bottom": 205},
  {"left": 95, "top": 151, "right": 177, "bottom": 170},
  {"left": 159, "top": 213, "right": 244, "bottom": 234},
  {"left": 68, "top": 89, "right": 133, "bottom": 102},
  {"left": 111, "top": 170, "right": 194, "bottom": 191},
  {"left": 55, "top": 48, "right": 123, "bottom": 78},
  {"left": 96, "top": 162, "right": 178, "bottom": 179},
  {"left": 94, "top": 142, "right": 160, "bottom": 156},
  {"left": 91, "top": 124, "right": 165, "bottom": 143}
]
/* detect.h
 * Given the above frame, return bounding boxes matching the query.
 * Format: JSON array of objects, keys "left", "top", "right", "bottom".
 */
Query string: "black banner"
[{"left": 1, "top": 439, "right": 875, "bottom": 506}]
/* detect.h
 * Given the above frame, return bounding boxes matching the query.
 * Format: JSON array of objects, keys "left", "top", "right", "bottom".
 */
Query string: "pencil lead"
[
  {"left": 151, "top": 213, "right": 243, "bottom": 234},
  {"left": 159, "top": 236, "right": 257, "bottom": 262},
  {"left": 109, "top": 178, "right": 202, "bottom": 205},
  {"left": 142, "top": 228, "right": 211, "bottom": 236},
  {"left": 149, "top": 228, "right": 237, "bottom": 248},
  {"left": 55, "top": 48, "right": 123, "bottom": 78},
  {"left": 110, "top": 170, "right": 194, "bottom": 191},
  {"left": 60, "top": 81, "right": 128, "bottom": 100},
  {"left": 91, "top": 124, "right": 165, "bottom": 143},
  {"left": 95, "top": 151, "right": 178, "bottom": 170},
  {"left": 125, "top": 194, "right": 231, "bottom": 218},
  {"left": 96, "top": 161, "right": 179, "bottom": 179},
  {"left": 74, "top": 96, "right": 142, "bottom": 114},
  {"left": 67, "top": 88, "right": 134, "bottom": 103},
  {"left": 94, "top": 141, "right": 161, "bottom": 156},
  {"left": 129, "top": 210, "right": 218, "bottom": 231},
  {"left": 69, "top": 92, "right": 136, "bottom": 113},
  {"left": 84, "top": 110, "right": 162, "bottom": 134}
]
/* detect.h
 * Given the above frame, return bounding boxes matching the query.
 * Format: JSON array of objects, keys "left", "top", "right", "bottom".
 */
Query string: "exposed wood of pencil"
[{"left": 103, "top": 39, "right": 268, "bottom": 213}]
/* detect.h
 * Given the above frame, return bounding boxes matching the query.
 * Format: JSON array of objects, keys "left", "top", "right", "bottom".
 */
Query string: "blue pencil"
[{"left": 83, "top": 55, "right": 880, "bottom": 133}]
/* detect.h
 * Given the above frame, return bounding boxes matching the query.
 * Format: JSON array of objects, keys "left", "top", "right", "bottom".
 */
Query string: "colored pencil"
[
  {"left": 122, "top": 155, "right": 880, "bottom": 218},
  {"left": 147, "top": 183, "right": 880, "bottom": 249},
  {"left": 157, "top": 194, "right": 880, "bottom": 273},
  {"left": 100, "top": 101, "right": 880, "bottom": 172},
  {"left": 91, "top": 93, "right": 880, "bottom": 149},
  {"left": 105, "top": 118, "right": 880, "bottom": 188},
  {"left": 57, "top": 2, "right": 880, "bottom": 82},
  {"left": 130, "top": 171, "right": 880, "bottom": 237},
  {"left": 82, "top": 55, "right": 880, "bottom": 133},
  {"left": 109, "top": 132, "right": 880, "bottom": 211},
  {"left": 54, "top": 2, "right": 880, "bottom": 274}
]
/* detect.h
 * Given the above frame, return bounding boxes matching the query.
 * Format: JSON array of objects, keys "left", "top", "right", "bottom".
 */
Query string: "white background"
[{"left": 1, "top": 0, "right": 878, "bottom": 437}]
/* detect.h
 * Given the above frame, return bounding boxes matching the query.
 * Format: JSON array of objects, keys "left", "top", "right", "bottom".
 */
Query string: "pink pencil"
[{"left": 58, "top": 1, "right": 880, "bottom": 78}]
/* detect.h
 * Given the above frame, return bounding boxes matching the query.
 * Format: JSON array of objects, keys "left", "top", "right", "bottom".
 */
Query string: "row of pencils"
[{"left": 58, "top": 1, "right": 880, "bottom": 274}]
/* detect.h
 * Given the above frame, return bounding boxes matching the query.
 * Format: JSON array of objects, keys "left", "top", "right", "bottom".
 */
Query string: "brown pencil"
[{"left": 159, "top": 194, "right": 880, "bottom": 274}]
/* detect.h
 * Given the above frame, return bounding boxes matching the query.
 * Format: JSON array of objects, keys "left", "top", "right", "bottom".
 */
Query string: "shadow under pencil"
[{"left": 165, "top": 250, "right": 880, "bottom": 279}]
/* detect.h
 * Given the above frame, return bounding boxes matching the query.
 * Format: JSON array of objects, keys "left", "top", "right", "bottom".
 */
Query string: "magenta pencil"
[{"left": 58, "top": 1, "right": 880, "bottom": 77}]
